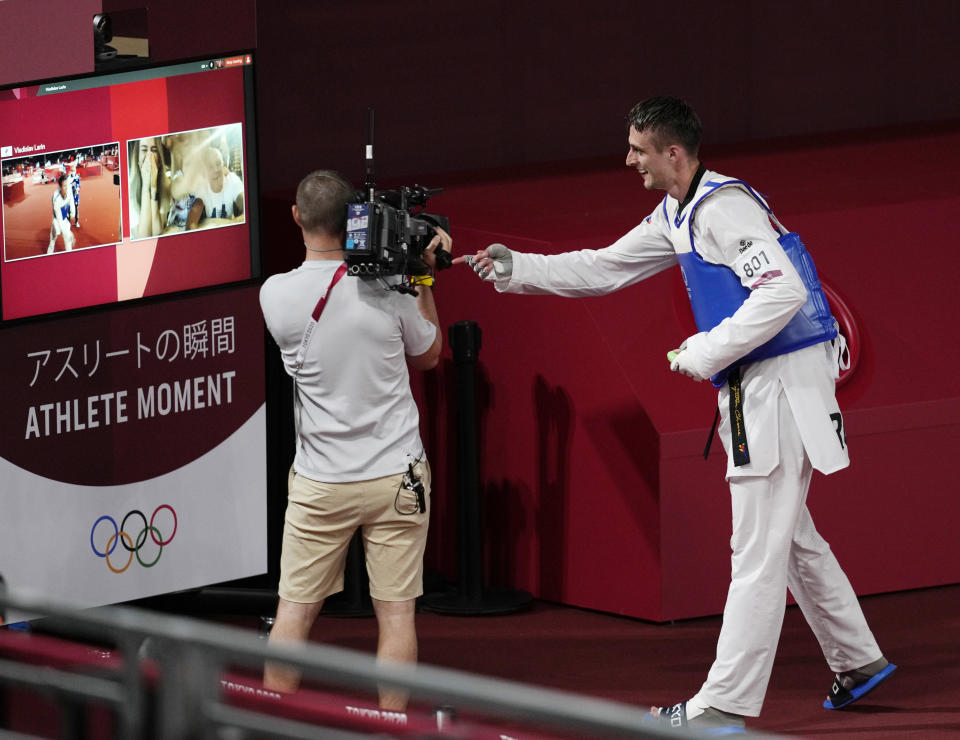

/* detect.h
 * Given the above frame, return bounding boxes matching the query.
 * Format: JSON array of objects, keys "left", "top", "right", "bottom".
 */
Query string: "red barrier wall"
[{"left": 415, "top": 126, "right": 960, "bottom": 621}]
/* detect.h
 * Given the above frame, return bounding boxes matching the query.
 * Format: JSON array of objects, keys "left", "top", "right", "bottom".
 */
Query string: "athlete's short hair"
[
  {"left": 295, "top": 170, "right": 354, "bottom": 237},
  {"left": 626, "top": 96, "right": 702, "bottom": 156},
  {"left": 56, "top": 174, "right": 68, "bottom": 187}
]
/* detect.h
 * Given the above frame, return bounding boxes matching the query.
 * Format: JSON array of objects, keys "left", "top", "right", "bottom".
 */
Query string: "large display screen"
[{"left": 0, "top": 53, "right": 260, "bottom": 322}]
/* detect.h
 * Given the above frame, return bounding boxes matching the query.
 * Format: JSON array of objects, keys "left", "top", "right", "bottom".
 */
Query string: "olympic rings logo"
[{"left": 90, "top": 505, "right": 178, "bottom": 573}]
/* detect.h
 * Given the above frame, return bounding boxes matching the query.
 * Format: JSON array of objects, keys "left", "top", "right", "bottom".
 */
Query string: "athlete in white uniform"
[
  {"left": 67, "top": 166, "right": 81, "bottom": 222},
  {"left": 457, "top": 97, "right": 894, "bottom": 733},
  {"left": 47, "top": 175, "right": 76, "bottom": 254}
]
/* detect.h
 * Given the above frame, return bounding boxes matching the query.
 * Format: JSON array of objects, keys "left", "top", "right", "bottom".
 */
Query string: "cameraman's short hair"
[
  {"left": 295, "top": 170, "right": 353, "bottom": 237},
  {"left": 626, "top": 96, "right": 702, "bottom": 156}
]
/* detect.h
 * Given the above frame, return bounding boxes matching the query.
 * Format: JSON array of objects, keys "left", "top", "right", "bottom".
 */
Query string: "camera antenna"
[{"left": 364, "top": 107, "right": 376, "bottom": 202}]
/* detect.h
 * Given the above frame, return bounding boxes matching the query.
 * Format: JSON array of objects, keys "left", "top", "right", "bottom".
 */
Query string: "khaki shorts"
[{"left": 278, "top": 462, "right": 430, "bottom": 603}]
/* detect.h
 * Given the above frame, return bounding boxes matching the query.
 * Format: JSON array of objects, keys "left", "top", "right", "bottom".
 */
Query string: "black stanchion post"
[
  {"left": 454, "top": 320, "right": 483, "bottom": 604},
  {"left": 59, "top": 699, "right": 84, "bottom": 740},
  {"left": 421, "top": 321, "right": 531, "bottom": 615}
]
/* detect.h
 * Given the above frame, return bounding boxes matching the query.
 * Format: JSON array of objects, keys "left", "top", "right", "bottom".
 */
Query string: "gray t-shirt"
[{"left": 259, "top": 259, "right": 436, "bottom": 482}]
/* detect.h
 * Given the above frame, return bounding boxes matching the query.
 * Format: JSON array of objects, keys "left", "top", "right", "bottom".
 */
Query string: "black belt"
[{"left": 703, "top": 366, "right": 750, "bottom": 467}]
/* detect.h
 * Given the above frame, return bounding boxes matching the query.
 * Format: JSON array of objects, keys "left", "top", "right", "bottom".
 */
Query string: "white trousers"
[
  {"left": 696, "top": 391, "right": 881, "bottom": 717},
  {"left": 48, "top": 218, "right": 74, "bottom": 251}
]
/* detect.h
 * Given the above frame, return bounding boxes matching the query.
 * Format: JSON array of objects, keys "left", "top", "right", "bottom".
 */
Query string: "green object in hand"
[{"left": 667, "top": 350, "right": 678, "bottom": 363}]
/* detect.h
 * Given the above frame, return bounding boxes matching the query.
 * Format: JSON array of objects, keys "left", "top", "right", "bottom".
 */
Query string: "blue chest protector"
[{"left": 676, "top": 180, "right": 836, "bottom": 387}]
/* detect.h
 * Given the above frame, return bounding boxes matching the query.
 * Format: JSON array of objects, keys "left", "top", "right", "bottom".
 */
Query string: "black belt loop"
[{"left": 728, "top": 367, "right": 751, "bottom": 467}]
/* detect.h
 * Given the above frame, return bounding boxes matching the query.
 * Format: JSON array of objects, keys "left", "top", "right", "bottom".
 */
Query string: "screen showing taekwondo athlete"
[{"left": 0, "top": 52, "right": 260, "bottom": 322}]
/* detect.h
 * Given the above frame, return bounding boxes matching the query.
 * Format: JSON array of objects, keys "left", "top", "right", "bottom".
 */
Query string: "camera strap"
[
  {"left": 292, "top": 262, "right": 348, "bottom": 457},
  {"left": 293, "top": 262, "right": 348, "bottom": 372}
]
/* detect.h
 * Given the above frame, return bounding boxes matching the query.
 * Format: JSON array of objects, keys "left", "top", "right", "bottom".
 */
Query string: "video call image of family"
[
  {"left": 1, "top": 144, "right": 122, "bottom": 261},
  {"left": 127, "top": 123, "right": 246, "bottom": 241}
]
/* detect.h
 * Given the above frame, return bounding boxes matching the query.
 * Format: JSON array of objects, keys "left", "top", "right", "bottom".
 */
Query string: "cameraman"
[{"left": 259, "top": 170, "right": 451, "bottom": 709}]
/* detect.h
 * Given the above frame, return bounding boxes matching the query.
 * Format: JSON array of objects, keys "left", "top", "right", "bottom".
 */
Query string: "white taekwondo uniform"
[
  {"left": 48, "top": 188, "right": 76, "bottom": 252},
  {"left": 491, "top": 169, "right": 882, "bottom": 716}
]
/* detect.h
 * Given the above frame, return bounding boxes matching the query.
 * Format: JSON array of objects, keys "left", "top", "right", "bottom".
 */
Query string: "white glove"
[
  {"left": 669, "top": 335, "right": 707, "bottom": 382},
  {"left": 465, "top": 243, "right": 513, "bottom": 282}
]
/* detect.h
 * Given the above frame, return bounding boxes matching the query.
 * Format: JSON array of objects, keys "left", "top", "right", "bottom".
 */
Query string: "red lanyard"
[
  {"left": 311, "top": 262, "right": 348, "bottom": 321},
  {"left": 294, "top": 262, "right": 348, "bottom": 373}
]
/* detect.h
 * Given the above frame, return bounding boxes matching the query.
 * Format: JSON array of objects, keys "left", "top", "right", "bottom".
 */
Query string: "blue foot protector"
[
  {"left": 823, "top": 663, "right": 897, "bottom": 710},
  {"left": 644, "top": 702, "right": 747, "bottom": 735}
]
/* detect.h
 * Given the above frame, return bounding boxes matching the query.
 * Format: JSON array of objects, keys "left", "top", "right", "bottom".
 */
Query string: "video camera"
[{"left": 343, "top": 110, "right": 452, "bottom": 295}]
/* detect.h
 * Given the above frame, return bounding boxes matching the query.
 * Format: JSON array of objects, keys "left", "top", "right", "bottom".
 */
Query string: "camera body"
[{"left": 344, "top": 185, "right": 451, "bottom": 292}]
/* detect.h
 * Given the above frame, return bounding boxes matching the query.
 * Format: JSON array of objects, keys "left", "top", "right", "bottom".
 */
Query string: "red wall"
[
  {"left": 417, "top": 127, "right": 960, "bottom": 620},
  {"left": 0, "top": 0, "right": 102, "bottom": 86},
  {"left": 252, "top": 1, "right": 960, "bottom": 194},
  {"left": 102, "top": 0, "right": 256, "bottom": 62}
]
